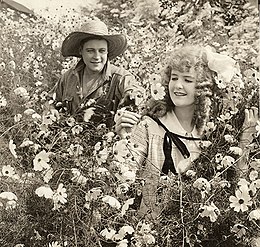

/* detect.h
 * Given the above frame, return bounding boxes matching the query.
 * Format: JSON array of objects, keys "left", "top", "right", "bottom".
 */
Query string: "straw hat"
[{"left": 61, "top": 19, "right": 127, "bottom": 60}]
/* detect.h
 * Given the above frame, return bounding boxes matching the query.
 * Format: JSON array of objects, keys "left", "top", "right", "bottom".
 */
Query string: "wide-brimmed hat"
[{"left": 61, "top": 19, "right": 127, "bottom": 60}]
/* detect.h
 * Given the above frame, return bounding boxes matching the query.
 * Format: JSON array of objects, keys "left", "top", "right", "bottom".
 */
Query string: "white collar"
[{"left": 160, "top": 111, "right": 200, "bottom": 138}]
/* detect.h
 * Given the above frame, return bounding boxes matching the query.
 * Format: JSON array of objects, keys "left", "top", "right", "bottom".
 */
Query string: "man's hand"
[
  {"left": 49, "top": 108, "right": 60, "bottom": 121},
  {"left": 114, "top": 108, "right": 141, "bottom": 138},
  {"left": 43, "top": 102, "right": 60, "bottom": 121}
]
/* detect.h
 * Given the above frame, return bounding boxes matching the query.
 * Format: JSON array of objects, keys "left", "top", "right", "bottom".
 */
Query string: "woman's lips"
[{"left": 174, "top": 92, "right": 187, "bottom": 96}]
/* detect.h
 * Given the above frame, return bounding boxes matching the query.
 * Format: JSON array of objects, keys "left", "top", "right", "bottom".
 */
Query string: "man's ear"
[{"left": 78, "top": 46, "right": 82, "bottom": 56}]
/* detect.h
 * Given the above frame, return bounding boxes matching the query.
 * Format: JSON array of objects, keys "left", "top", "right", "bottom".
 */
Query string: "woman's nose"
[{"left": 175, "top": 78, "right": 184, "bottom": 88}]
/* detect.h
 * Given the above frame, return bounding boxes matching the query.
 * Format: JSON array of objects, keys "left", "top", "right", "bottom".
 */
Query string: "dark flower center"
[{"left": 238, "top": 199, "right": 244, "bottom": 204}]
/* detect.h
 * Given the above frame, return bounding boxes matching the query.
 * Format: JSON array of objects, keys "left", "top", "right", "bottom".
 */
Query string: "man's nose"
[{"left": 93, "top": 51, "right": 101, "bottom": 59}]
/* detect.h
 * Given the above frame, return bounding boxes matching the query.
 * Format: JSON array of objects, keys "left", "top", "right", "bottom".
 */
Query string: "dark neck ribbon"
[{"left": 150, "top": 116, "right": 201, "bottom": 176}]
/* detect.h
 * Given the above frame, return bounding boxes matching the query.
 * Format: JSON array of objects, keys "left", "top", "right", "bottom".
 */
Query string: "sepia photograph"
[{"left": 0, "top": 0, "right": 259, "bottom": 246}]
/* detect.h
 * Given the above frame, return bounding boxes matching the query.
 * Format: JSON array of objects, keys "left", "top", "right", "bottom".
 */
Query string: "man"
[{"left": 47, "top": 19, "right": 141, "bottom": 135}]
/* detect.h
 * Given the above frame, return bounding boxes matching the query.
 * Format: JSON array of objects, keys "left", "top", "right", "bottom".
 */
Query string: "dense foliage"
[{"left": 0, "top": 0, "right": 259, "bottom": 247}]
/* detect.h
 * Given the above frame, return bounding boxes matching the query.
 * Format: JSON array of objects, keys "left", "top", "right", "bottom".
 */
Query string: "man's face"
[{"left": 80, "top": 39, "right": 108, "bottom": 73}]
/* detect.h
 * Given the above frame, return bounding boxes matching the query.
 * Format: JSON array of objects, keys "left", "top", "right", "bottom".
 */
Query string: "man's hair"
[{"left": 78, "top": 36, "right": 108, "bottom": 54}]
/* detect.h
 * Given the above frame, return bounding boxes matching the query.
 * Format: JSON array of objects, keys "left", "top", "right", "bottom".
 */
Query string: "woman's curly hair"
[{"left": 147, "top": 45, "right": 216, "bottom": 135}]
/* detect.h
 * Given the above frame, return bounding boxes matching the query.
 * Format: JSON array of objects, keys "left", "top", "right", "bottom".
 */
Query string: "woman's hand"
[
  {"left": 240, "top": 107, "right": 258, "bottom": 146},
  {"left": 114, "top": 108, "right": 141, "bottom": 138}
]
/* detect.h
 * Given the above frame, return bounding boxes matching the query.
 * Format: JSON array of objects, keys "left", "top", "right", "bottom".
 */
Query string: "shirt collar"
[
  {"left": 102, "top": 60, "right": 112, "bottom": 81},
  {"left": 166, "top": 111, "right": 200, "bottom": 138},
  {"left": 73, "top": 59, "right": 85, "bottom": 72}
]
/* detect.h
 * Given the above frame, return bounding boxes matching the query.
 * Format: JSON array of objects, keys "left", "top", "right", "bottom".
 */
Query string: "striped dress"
[{"left": 130, "top": 112, "right": 201, "bottom": 219}]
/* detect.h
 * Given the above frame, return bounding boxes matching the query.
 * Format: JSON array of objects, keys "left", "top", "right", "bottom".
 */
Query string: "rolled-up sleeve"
[
  {"left": 117, "top": 72, "right": 145, "bottom": 105},
  {"left": 47, "top": 75, "right": 64, "bottom": 103},
  {"left": 119, "top": 73, "right": 141, "bottom": 94}
]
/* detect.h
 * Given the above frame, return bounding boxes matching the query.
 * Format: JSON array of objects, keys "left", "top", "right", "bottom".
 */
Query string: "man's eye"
[
  {"left": 99, "top": 50, "right": 107, "bottom": 54},
  {"left": 171, "top": 77, "right": 178, "bottom": 81},
  {"left": 185, "top": 79, "right": 193, "bottom": 83}
]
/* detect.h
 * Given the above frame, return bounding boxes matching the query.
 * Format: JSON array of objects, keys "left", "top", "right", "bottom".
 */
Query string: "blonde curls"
[{"left": 147, "top": 45, "right": 215, "bottom": 134}]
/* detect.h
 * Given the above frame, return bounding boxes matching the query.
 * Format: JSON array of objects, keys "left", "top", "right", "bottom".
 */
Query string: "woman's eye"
[
  {"left": 185, "top": 79, "right": 193, "bottom": 83},
  {"left": 171, "top": 77, "right": 178, "bottom": 81}
]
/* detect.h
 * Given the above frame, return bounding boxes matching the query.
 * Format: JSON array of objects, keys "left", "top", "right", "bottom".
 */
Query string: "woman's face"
[
  {"left": 80, "top": 39, "right": 108, "bottom": 73},
  {"left": 168, "top": 68, "right": 197, "bottom": 108}
]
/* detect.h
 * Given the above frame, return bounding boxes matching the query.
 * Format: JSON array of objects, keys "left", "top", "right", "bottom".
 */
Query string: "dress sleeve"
[
  {"left": 130, "top": 118, "right": 164, "bottom": 219},
  {"left": 130, "top": 120, "right": 149, "bottom": 168}
]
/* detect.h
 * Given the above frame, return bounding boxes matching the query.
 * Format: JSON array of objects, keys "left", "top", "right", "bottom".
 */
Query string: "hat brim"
[{"left": 61, "top": 32, "right": 127, "bottom": 60}]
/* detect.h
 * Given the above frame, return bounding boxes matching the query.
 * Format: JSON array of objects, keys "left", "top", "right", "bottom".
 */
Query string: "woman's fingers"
[
  {"left": 244, "top": 107, "right": 259, "bottom": 127},
  {"left": 114, "top": 110, "right": 141, "bottom": 137},
  {"left": 122, "top": 112, "right": 140, "bottom": 123},
  {"left": 245, "top": 108, "right": 249, "bottom": 120},
  {"left": 117, "top": 122, "right": 135, "bottom": 128},
  {"left": 114, "top": 110, "right": 141, "bottom": 138},
  {"left": 241, "top": 107, "right": 258, "bottom": 145},
  {"left": 116, "top": 110, "right": 140, "bottom": 124},
  {"left": 251, "top": 106, "right": 258, "bottom": 117},
  {"left": 117, "top": 110, "right": 140, "bottom": 119}
]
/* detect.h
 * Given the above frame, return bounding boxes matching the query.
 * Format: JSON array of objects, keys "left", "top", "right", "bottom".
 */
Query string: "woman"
[{"left": 130, "top": 45, "right": 258, "bottom": 220}]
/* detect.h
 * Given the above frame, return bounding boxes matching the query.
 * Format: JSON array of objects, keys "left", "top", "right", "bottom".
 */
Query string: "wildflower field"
[{"left": 0, "top": 0, "right": 259, "bottom": 246}]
